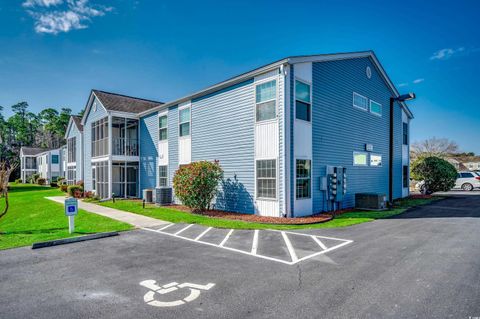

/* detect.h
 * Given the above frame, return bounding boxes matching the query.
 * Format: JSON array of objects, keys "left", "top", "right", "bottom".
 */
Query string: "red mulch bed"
[{"left": 167, "top": 204, "right": 355, "bottom": 225}]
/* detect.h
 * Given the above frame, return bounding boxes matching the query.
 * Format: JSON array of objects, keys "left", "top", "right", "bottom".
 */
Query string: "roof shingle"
[{"left": 92, "top": 90, "right": 162, "bottom": 113}]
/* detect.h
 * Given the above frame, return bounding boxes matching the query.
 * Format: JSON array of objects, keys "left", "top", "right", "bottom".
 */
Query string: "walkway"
[{"left": 46, "top": 196, "right": 169, "bottom": 228}]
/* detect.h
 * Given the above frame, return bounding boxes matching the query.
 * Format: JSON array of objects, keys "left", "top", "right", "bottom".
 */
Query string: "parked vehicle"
[
  {"left": 415, "top": 171, "right": 480, "bottom": 194},
  {"left": 454, "top": 171, "right": 480, "bottom": 191}
]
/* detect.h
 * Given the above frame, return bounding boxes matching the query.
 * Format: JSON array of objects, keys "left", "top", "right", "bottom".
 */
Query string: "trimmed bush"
[
  {"left": 60, "top": 184, "right": 68, "bottom": 192},
  {"left": 14, "top": 178, "right": 22, "bottom": 184},
  {"left": 67, "top": 185, "right": 83, "bottom": 198},
  {"left": 411, "top": 156, "right": 457, "bottom": 194},
  {"left": 30, "top": 173, "right": 40, "bottom": 184},
  {"left": 173, "top": 160, "right": 223, "bottom": 212},
  {"left": 37, "top": 178, "right": 46, "bottom": 185},
  {"left": 50, "top": 182, "right": 58, "bottom": 188}
]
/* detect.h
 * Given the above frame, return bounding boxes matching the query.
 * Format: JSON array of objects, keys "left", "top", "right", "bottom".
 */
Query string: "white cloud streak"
[
  {"left": 430, "top": 47, "right": 465, "bottom": 61},
  {"left": 23, "top": 0, "right": 112, "bottom": 34},
  {"left": 413, "top": 78, "right": 425, "bottom": 84}
]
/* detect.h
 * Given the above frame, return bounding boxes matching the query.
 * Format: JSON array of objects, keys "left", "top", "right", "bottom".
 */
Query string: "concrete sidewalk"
[{"left": 46, "top": 196, "right": 169, "bottom": 228}]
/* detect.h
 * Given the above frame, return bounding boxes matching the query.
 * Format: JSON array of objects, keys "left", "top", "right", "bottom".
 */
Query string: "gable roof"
[
  {"left": 92, "top": 90, "right": 163, "bottom": 113},
  {"left": 20, "top": 147, "right": 50, "bottom": 156},
  {"left": 72, "top": 115, "right": 83, "bottom": 132},
  {"left": 139, "top": 50, "right": 414, "bottom": 119}
]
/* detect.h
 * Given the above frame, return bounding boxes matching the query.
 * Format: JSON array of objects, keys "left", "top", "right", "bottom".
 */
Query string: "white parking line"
[
  {"left": 281, "top": 231, "right": 298, "bottom": 263},
  {"left": 312, "top": 236, "right": 328, "bottom": 250},
  {"left": 219, "top": 229, "right": 234, "bottom": 247},
  {"left": 175, "top": 224, "right": 194, "bottom": 235},
  {"left": 142, "top": 225, "right": 353, "bottom": 266},
  {"left": 251, "top": 230, "right": 259, "bottom": 254},
  {"left": 158, "top": 223, "right": 174, "bottom": 231},
  {"left": 194, "top": 227, "right": 212, "bottom": 241}
]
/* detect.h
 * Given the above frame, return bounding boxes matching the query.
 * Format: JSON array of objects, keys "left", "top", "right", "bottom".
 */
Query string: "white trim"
[
  {"left": 353, "top": 92, "right": 368, "bottom": 111},
  {"left": 81, "top": 92, "right": 109, "bottom": 125},
  {"left": 353, "top": 151, "right": 369, "bottom": 166},
  {"left": 369, "top": 100, "right": 382, "bottom": 117},
  {"left": 67, "top": 162, "right": 77, "bottom": 167},
  {"left": 109, "top": 111, "right": 139, "bottom": 119},
  {"left": 91, "top": 156, "right": 109, "bottom": 163}
]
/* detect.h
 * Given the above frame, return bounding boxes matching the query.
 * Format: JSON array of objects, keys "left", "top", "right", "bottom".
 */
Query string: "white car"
[
  {"left": 454, "top": 171, "right": 480, "bottom": 191},
  {"left": 415, "top": 171, "right": 480, "bottom": 194}
]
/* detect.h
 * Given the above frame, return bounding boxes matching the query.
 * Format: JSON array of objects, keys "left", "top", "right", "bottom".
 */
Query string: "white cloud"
[
  {"left": 23, "top": 0, "right": 63, "bottom": 7},
  {"left": 430, "top": 47, "right": 465, "bottom": 61},
  {"left": 23, "top": 0, "right": 112, "bottom": 34},
  {"left": 398, "top": 83, "right": 408, "bottom": 87},
  {"left": 413, "top": 78, "right": 425, "bottom": 84}
]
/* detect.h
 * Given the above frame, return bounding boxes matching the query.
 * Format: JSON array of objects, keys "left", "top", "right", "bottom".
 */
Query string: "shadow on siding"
[{"left": 215, "top": 177, "right": 254, "bottom": 214}]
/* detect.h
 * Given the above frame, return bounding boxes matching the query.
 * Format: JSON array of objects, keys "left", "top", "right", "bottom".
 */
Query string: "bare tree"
[
  {"left": 0, "top": 162, "right": 18, "bottom": 220},
  {"left": 411, "top": 137, "right": 459, "bottom": 160}
]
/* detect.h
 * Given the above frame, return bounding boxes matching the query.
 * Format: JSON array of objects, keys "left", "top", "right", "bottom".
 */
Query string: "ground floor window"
[
  {"left": 67, "top": 166, "right": 76, "bottom": 185},
  {"left": 256, "top": 159, "right": 276, "bottom": 199},
  {"left": 93, "top": 161, "right": 109, "bottom": 199},
  {"left": 158, "top": 165, "right": 168, "bottom": 187},
  {"left": 296, "top": 159, "right": 311, "bottom": 199},
  {"left": 403, "top": 165, "right": 409, "bottom": 188}
]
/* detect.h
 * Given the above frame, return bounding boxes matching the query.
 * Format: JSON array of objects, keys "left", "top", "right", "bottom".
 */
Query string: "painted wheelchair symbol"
[{"left": 140, "top": 280, "right": 215, "bottom": 307}]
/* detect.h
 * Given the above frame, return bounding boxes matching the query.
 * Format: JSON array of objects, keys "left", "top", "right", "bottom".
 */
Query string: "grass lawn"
[
  {"left": 99, "top": 196, "right": 440, "bottom": 231},
  {"left": 0, "top": 184, "right": 133, "bottom": 250}
]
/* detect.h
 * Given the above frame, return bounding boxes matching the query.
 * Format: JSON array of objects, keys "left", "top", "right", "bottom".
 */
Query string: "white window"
[
  {"left": 296, "top": 159, "right": 311, "bottom": 199},
  {"left": 159, "top": 115, "right": 168, "bottom": 141},
  {"left": 256, "top": 159, "right": 276, "bottom": 199},
  {"left": 353, "top": 152, "right": 368, "bottom": 166},
  {"left": 370, "top": 100, "right": 382, "bottom": 116},
  {"left": 295, "top": 80, "right": 311, "bottom": 122},
  {"left": 370, "top": 154, "right": 382, "bottom": 167},
  {"left": 255, "top": 80, "right": 276, "bottom": 122},
  {"left": 353, "top": 92, "right": 368, "bottom": 111},
  {"left": 158, "top": 165, "right": 168, "bottom": 187},
  {"left": 179, "top": 107, "right": 190, "bottom": 137}
]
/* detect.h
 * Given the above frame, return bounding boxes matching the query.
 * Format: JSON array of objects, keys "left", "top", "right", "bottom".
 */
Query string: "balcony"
[{"left": 112, "top": 137, "right": 138, "bottom": 156}]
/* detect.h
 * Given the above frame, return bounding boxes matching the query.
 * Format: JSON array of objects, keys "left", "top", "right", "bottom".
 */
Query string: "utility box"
[
  {"left": 155, "top": 187, "right": 173, "bottom": 206},
  {"left": 143, "top": 189, "right": 153, "bottom": 203},
  {"left": 355, "top": 193, "right": 387, "bottom": 210}
]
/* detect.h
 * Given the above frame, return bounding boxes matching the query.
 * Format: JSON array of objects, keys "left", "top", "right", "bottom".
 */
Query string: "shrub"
[
  {"left": 57, "top": 177, "right": 66, "bottom": 185},
  {"left": 14, "top": 178, "right": 22, "bottom": 184},
  {"left": 173, "top": 160, "right": 223, "bottom": 212},
  {"left": 60, "top": 184, "right": 68, "bottom": 192},
  {"left": 50, "top": 182, "right": 58, "bottom": 188},
  {"left": 67, "top": 185, "right": 83, "bottom": 198},
  {"left": 411, "top": 156, "right": 457, "bottom": 194},
  {"left": 30, "top": 173, "right": 40, "bottom": 184},
  {"left": 37, "top": 178, "right": 46, "bottom": 185},
  {"left": 76, "top": 180, "right": 84, "bottom": 188}
]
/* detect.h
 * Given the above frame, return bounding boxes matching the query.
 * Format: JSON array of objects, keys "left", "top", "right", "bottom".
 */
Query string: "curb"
[{"left": 32, "top": 232, "right": 119, "bottom": 249}]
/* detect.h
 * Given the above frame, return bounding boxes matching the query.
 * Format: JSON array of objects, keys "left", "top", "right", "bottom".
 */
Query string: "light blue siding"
[
  {"left": 191, "top": 79, "right": 255, "bottom": 213},
  {"left": 289, "top": 65, "right": 295, "bottom": 215},
  {"left": 83, "top": 97, "right": 108, "bottom": 192},
  {"left": 309, "top": 57, "right": 403, "bottom": 211},
  {"left": 65, "top": 120, "right": 83, "bottom": 180},
  {"left": 139, "top": 112, "right": 158, "bottom": 194}
]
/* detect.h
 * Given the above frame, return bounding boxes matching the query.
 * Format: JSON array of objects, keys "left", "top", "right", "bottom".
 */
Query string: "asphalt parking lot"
[{"left": 1, "top": 194, "right": 480, "bottom": 319}]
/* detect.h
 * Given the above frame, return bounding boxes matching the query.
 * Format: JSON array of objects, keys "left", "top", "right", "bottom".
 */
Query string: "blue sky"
[{"left": 1, "top": 0, "right": 479, "bottom": 153}]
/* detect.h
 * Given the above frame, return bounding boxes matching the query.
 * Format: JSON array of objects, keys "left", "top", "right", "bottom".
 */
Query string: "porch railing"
[{"left": 112, "top": 138, "right": 139, "bottom": 156}]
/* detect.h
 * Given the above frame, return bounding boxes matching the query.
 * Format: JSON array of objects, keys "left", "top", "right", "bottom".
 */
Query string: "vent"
[
  {"left": 155, "top": 187, "right": 173, "bottom": 206},
  {"left": 355, "top": 193, "right": 387, "bottom": 210}
]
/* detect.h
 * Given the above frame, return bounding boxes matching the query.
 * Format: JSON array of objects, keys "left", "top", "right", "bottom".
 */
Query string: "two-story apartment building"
[
  {"left": 65, "top": 115, "right": 84, "bottom": 185},
  {"left": 65, "top": 51, "right": 414, "bottom": 217},
  {"left": 19, "top": 147, "right": 65, "bottom": 183}
]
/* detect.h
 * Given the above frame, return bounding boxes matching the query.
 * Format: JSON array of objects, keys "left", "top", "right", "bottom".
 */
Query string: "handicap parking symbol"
[{"left": 139, "top": 279, "right": 215, "bottom": 308}]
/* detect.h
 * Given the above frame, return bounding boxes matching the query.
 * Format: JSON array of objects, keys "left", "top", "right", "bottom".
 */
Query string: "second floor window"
[
  {"left": 52, "top": 155, "right": 59, "bottom": 164},
  {"left": 403, "top": 122, "right": 409, "bottom": 145},
  {"left": 295, "top": 80, "right": 311, "bottom": 121},
  {"left": 159, "top": 115, "right": 168, "bottom": 141},
  {"left": 67, "top": 137, "right": 76, "bottom": 163},
  {"left": 256, "top": 80, "right": 276, "bottom": 122},
  {"left": 179, "top": 108, "right": 191, "bottom": 137}
]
